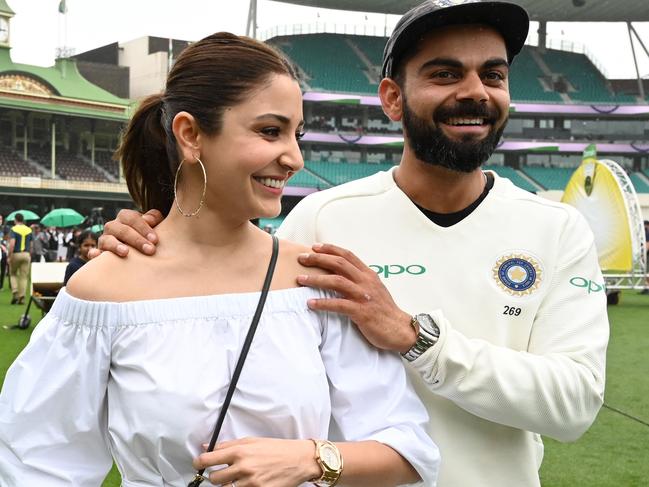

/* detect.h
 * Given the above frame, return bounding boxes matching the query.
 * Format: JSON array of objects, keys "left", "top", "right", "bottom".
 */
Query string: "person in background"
[
  {"left": 52, "top": 228, "right": 69, "bottom": 262},
  {"left": 7, "top": 213, "right": 32, "bottom": 305},
  {"left": 0, "top": 237, "right": 6, "bottom": 292},
  {"left": 63, "top": 230, "right": 98, "bottom": 286},
  {"left": 96, "top": 1, "right": 609, "bottom": 486},
  {"left": 0, "top": 215, "right": 6, "bottom": 290},
  {"left": 641, "top": 220, "right": 649, "bottom": 295},
  {"left": 45, "top": 226, "right": 58, "bottom": 262},
  {"left": 66, "top": 228, "right": 82, "bottom": 261},
  {"left": 30, "top": 224, "right": 48, "bottom": 264}
]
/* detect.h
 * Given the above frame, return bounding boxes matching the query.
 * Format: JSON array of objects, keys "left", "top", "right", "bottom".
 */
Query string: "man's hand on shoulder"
[
  {"left": 88, "top": 209, "right": 163, "bottom": 260},
  {"left": 296, "top": 243, "right": 416, "bottom": 353}
]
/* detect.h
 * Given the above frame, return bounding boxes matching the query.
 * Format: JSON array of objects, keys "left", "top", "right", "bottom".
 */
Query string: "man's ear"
[
  {"left": 379, "top": 78, "right": 403, "bottom": 122},
  {"left": 172, "top": 111, "right": 201, "bottom": 161}
]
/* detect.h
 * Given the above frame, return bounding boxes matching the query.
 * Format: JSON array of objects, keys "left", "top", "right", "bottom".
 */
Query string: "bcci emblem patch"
[{"left": 492, "top": 254, "right": 542, "bottom": 296}]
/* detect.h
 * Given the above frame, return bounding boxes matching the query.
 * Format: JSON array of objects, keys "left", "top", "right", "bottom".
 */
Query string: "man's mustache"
[{"left": 433, "top": 102, "right": 501, "bottom": 124}]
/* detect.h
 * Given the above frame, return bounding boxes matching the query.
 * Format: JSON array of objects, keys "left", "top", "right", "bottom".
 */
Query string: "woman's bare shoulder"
[
  {"left": 277, "top": 238, "right": 329, "bottom": 278},
  {"left": 65, "top": 251, "right": 151, "bottom": 302}
]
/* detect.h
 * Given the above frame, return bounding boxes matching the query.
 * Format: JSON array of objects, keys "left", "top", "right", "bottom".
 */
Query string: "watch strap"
[
  {"left": 311, "top": 439, "right": 343, "bottom": 487},
  {"left": 401, "top": 313, "right": 440, "bottom": 362},
  {"left": 313, "top": 470, "right": 341, "bottom": 487}
]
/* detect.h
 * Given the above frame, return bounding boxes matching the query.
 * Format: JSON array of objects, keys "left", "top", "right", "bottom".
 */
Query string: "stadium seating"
[
  {"left": 540, "top": 49, "right": 637, "bottom": 104},
  {"left": 27, "top": 145, "right": 109, "bottom": 182},
  {"left": 0, "top": 147, "right": 42, "bottom": 177},
  {"left": 508, "top": 47, "right": 563, "bottom": 103},
  {"left": 349, "top": 36, "right": 385, "bottom": 67},
  {"left": 92, "top": 151, "right": 120, "bottom": 179},
  {"left": 521, "top": 166, "right": 576, "bottom": 190},
  {"left": 272, "top": 34, "right": 378, "bottom": 94},
  {"left": 270, "top": 34, "right": 639, "bottom": 106},
  {"left": 483, "top": 165, "right": 539, "bottom": 192},
  {"left": 289, "top": 161, "right": 647, "bottom": 196},
  {"left": 629, "top": 172, "right": 649, "bottom": 193},
  {"left": 288, "top": 168, "right": 330, "bottom": 188},
  {"left": 259, "top": 216, "right": 285, "bottom": 230},
  {"left": 305, "top": 160, "right": 395, "bottom": 186}
]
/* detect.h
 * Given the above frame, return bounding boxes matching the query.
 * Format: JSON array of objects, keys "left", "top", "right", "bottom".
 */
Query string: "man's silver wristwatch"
[{"left": 401, "top": 313, "right": 440, "bottom": 362}]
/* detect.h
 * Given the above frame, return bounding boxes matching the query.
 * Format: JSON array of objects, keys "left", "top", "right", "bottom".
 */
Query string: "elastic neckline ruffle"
[{"left": 51, "top": 286, "right": 327, "bottom": 328}]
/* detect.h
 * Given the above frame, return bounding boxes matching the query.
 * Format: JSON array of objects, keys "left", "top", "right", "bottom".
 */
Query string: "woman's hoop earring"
[{"left": 173, "top": 155, "right": 207, "bottom": 217}]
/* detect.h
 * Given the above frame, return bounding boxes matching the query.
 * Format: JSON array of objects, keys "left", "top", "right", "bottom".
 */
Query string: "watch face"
[{"left": 321, "top": 444, "right": 341, "bottom": 470}]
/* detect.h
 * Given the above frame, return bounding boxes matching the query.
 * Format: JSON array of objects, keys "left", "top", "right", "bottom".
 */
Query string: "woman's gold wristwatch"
[{"left": 310, "top": 439, "right": 343, "bottom": 486}]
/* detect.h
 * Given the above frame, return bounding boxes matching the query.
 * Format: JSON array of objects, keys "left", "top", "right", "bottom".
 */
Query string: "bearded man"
[{"left": 280, "top": 5, "right": 608, "bottom": 484}]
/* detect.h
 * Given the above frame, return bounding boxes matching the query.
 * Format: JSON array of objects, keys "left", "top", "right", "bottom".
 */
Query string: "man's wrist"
[
  {"left": 400, "top": 313, "right": 440, "bottom": 362},
  {"left": 399, "top": 312, "right": 419, "bottom": 354}
]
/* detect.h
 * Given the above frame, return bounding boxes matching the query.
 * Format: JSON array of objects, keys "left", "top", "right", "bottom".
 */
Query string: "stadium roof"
[
  {"left": 273, "top": 0, "right": 649, "bottom": 22},
  {"left": 0, "top": 49, "right": 131, "bottom": 121},
  {"left": 0, "top": 0, "right": 15, "bottom": 16}
]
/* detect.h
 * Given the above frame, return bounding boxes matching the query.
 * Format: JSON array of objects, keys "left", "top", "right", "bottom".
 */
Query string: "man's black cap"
[{"left": 382, "top": 0, "right": 530, "bottom": 79}]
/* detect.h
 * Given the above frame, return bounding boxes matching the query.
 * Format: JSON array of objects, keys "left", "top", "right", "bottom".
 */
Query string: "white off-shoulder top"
[{"left": 0, "top": 286, "right": 439, "bottom": 487}]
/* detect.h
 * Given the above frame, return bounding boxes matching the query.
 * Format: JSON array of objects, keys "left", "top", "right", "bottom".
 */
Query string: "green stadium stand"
[
  {"left": 270, "top": 35, "right": 636, "bottom": 105},
  {"left": 259, "top": 216, "right": 285, "bottom": 229},
  {"left": 350, "top": 36, "right": 385, "bottom": 67},
  {"left": 288, "top": 168, "right": 331, "bottom": 188},
  {"left": 483, "top": 165, "right": 538, "bottom": 192},
  {"left": 521, "top": 166, "right": 576, "bottom": 190},
  {"left": 540, "top": 49, "right": 637, "bottom": 104},
  {"left": 629, "top": 172, "right": 649, "bottom": 193},
  {"left": 272, "top": 34, "right": 378, "bottom": 94},
  {"left": 509, "top": 47, "right": 563, "bottom": 103},
  {"left": 294, "top": 162, "right": 645, "bottom": 195},
  {"left": 305, "top": 160, "right": 395, "bottom": 185},
  {"left": 294, "top": 161, "right": 647, "bottom": 194}
]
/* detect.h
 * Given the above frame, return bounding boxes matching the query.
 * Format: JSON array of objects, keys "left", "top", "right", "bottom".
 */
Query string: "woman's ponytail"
[{"left": 118, "top": 94, "right": 175, "bottom": 215}]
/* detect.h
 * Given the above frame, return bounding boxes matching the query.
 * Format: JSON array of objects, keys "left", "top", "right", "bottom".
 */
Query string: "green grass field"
[{"left": 1, "top": 285, "right": 647, "bottom": 486}]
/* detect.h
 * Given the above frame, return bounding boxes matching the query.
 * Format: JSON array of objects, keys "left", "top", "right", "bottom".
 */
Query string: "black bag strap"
[{"left": 188, "top": 235, "right": 279, "bottom": 487}]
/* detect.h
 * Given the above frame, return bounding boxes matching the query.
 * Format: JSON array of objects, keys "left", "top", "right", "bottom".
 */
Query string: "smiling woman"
[{"left": 0, "top": 32, "right": 440, "bottom": 487}]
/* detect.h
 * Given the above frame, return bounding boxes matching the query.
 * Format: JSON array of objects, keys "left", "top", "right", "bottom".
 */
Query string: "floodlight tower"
[
  {"left": 56, "top": 0, "right": 74, "bottom": 59},
  {"left": 247, "top": 0, "right": 258, "bottom": 39},
  {"left": 627, "top": 22, "right": 648, "bottom": 100}
]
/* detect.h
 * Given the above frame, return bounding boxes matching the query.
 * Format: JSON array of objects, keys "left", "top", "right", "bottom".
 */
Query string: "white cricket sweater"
[{"left": 278, "top": 168, "right": 608, "bottom": 487}]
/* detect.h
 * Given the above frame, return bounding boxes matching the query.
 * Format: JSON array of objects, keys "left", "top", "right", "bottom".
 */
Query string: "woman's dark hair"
[
  {"left": 77, "top": 230, "right": 99, "bottom": 245},
  {"left": 118, "top": 33, "right": 298, "bottom": 214}
]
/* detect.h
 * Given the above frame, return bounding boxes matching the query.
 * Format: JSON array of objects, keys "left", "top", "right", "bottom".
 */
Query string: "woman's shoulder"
[
  {"left": 266, "top": 238, "right": 328, "bottom": 291},
  {"left": 278, "top": 238, "right": 329, "bottom": 275},
  {"left": 65, "top": 250, "right": 151, "bottom": 301}
]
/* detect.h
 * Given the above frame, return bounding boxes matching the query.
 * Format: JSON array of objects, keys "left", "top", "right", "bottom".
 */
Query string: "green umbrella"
[
  {"left": 6, "top": 210, "right": 40, "bottom": 222},
  {"left": 40, "top": 208, "right": 85, "bottom": 228},
  {"left": 89, "top": 224, "right": 104, "bottom": 234}
]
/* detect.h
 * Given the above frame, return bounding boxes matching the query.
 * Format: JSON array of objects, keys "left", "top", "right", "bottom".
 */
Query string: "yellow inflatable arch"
[{"left": 561, "top": 146, "right": 646, "bottom": 289}]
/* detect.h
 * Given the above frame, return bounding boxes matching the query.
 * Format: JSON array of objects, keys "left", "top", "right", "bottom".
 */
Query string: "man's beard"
[{"left": 402, "top": 95, "right": 506, "bottom": 173}]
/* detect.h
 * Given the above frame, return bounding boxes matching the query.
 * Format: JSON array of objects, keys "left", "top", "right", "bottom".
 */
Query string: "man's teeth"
[
  {"left": 447, "top": 117, "right": 485, "bottom": 126},
  {"left": 255, "top": 177, "right": 285, "bottom": 189}
]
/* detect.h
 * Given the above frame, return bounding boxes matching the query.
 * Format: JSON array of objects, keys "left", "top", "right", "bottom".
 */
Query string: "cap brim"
[{"left": 382, "top": 2, "right": 529, "bottom": 78}]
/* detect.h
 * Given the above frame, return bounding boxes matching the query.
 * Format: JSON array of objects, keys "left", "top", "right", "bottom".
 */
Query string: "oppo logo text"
[
  {"left": 369, "top": 264, "right": 427, "bottom": 278},
  {"left": 569, "top": 277, "right": 605, "bottom": 294}
]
